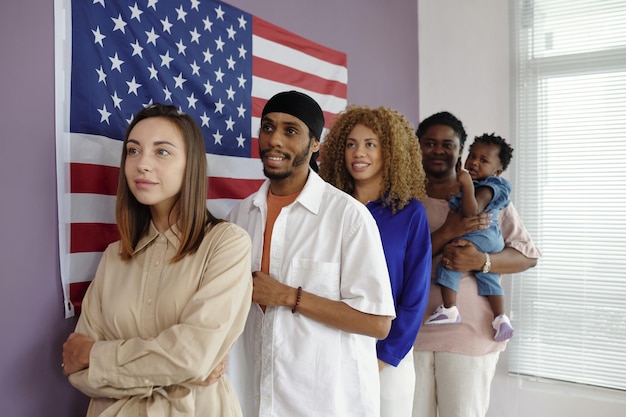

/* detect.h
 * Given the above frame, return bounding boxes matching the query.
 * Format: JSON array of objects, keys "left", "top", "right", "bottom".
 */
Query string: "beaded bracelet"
[{"left": 292, "top": 286, "right": 303, "bottom": 314}]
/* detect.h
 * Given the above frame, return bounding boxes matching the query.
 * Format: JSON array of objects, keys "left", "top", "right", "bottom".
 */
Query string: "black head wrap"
[{"left": 261, "top": 91, "right": 325, "bottom": 141}]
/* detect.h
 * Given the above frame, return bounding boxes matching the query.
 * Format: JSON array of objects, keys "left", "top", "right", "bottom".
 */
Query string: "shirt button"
[
  {"left": 155, "top": 260, "right": 160, "bottom": 266},
  {"left": 147, "top": 299, "right": 152, "bottom": 305}
]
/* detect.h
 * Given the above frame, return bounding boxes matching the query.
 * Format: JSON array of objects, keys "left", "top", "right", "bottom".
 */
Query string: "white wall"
[{"left": 417, "top": 1, "right": 626, "bottom": 416}]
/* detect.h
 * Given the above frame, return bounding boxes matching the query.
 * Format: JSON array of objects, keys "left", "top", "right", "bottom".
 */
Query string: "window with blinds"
[{"left": 509, "top": 0, "right": 626, "bottom": 391}]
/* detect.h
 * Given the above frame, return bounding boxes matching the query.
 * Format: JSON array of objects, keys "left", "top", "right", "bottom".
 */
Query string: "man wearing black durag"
[{"left": 227, "top": 91, "right": 396, "bottom": 417}]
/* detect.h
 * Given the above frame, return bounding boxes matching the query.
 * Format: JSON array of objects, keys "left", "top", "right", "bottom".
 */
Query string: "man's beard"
[{"left": 261, "top": 144, "right": 311, "bottom": 180}]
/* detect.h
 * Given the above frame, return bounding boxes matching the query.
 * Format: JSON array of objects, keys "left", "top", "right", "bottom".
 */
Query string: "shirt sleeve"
[
  {"left": 69, "top": 247, "right": 146, "bottom": 398},
  {"left": 481, "top": 176, "right": 512, "bottom": 212},
  {"left": 340, "top": 206, "right": 396, "bottom": 318},
  {"left": 72, "top": 224, "right": 252, "bottom": 393},
  {"left": 377, "top": 203, "right": 432, "bottom": 366},
  {"left": 500, "top": 203, "right": 542, "bottom": 259}
]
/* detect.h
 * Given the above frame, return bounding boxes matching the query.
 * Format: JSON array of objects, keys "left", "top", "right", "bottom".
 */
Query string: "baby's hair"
[{"left": 471, "top": 133, "right": 514, "bottom": 171}]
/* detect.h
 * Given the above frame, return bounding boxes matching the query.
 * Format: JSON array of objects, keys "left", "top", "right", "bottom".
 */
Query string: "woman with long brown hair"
[{"left": 62, "top": 104, "right": 252, "bottom": 416}]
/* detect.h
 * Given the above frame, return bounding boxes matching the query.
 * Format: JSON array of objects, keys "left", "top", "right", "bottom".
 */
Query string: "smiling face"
[
  {"left": 344, "top": 124, "right": 384, "bottom": 189},
  {"left": 258, "top": 112, "right": 319, "bottom": 194},
  {"left": 418, "top": 124, "right": 463, "bottom": 178},
  {"left": 464, "top": 141, "right": 503, "bottom": 180},
  {"left": 124, "top": 116, "right": 187, "bottom": 216}
]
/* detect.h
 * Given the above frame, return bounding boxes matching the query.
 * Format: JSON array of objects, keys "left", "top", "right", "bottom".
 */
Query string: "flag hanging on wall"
[{"left": 55, "top": 0, "right": 348, "bottom": 317}]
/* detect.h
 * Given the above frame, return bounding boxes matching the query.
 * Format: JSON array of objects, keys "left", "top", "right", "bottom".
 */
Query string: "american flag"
[{"left": 56, "top": 0, "right": 347, "bottom": 317}]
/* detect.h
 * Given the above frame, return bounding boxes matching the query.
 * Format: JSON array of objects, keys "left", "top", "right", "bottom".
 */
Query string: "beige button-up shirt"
[{"left": 69, "top": 221, "right": 252, "bottom": 416}]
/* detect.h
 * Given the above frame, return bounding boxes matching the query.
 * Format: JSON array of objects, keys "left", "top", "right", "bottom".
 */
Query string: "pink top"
[{"left": 413, "top": 197, "right": 542, "bottom": 355}]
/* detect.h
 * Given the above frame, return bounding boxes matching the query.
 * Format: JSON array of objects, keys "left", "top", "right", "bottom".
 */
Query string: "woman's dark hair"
[
  {"left": 416, "top": 111, "right": 467, "bottom": 147},
  {"left": 116, "top": 103, "right": 221, "bottom": 261}
]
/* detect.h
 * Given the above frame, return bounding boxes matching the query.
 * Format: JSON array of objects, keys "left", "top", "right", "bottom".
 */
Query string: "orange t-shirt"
[{"left": 259, "top": 189, "right": 299, "bottom": 312}]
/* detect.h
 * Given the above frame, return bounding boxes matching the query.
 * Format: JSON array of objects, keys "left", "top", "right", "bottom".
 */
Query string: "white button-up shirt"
[{"left": 228, "top": 171, "right": 395, "bottom": 417}]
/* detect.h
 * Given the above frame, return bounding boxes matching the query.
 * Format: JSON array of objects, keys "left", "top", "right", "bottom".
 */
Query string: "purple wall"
[{"left": 0, "top": 1, "right": 417, "bottom": 415}]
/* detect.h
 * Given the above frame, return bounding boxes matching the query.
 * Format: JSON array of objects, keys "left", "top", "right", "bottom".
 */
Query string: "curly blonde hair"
[{"left": 319, "top": 105, "right": 427, "bottom": 213}]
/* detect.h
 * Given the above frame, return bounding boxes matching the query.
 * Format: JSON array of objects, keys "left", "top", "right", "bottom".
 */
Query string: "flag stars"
[
  {"left": 237, "top": 74, "right": 247, "bottom": 89},
  {"left": 187, "top": 93, "right": 198, "bottom": 109},
  {"left": 126, "top": 76, "right": 142, "bottom": 95},
  {"left": 147, "top": 63, "right": 159, "bottom": 80},
  {"left": 215, "top": 5, "right": 225, "bottom": 21},
  {"left": 236, "top": 103, "right": 246, "bottom": 118},
  {"left": 78, "top": 2, "right": 259, "bottom": 156},
  {"left": 190, "top": 27, "right": 201, "bottom": 44},
  {"left": 130, "top": 40, "right": 143, "bottom": 57},
  {"left": 173, "top": 72, "right": 187, "bottom": 89},
  {"left": 237, "top": 15, "right": 247, "bottom": 29},
  {"left": 204, "top": 79, "right": 214, "bottom": 95},
  {"left": 236, "top": 133, "right": 246, "bottom": 147},
  {"left": 96, "top": 65, "right": 107, "bottom": 84},
  {"left": 162, "top": 85, "right": 173, "bottom": 102},
  {"left": 129, "top": 3, "right": 143, "bottom": 22},
  {"left": 237, "top": 44, "right": 247, "bottom": 59},
  {"left": 225, "top": 116, "right": 235, "bottom": 131},
  {"left": 226, "top": 85, "right": 236, "bottom": 100},
  {"left": 200, "top": 112, "right": 210, "bottom": 127},
  {"left": 160, "top": 50, "right": 174, "bottom": 68},
  {"left": 98, "top": 104, "right": 111, "bottom": 124},
  {"left": 161, "top": 16, "right": 173, "bottom": 34},
  {"left": 214, "top": 67, "right": 225, "bottom": 83},
  {"left": 111, "top": 14, "right": 127, "bottom": 34},
  {"left": 175, "top": 5, "right": 187, "bottom": 22},
  {"left": 203, "top": 16, "right": 213, "bottom": 32},
  {"left": 203, "top": 48, "right": 213, "bottom": 64},
  {"left": 215, "top": 36, "right": 225, "bottom": 51},
  {"left": 92, "top": 26, "right": 106, "bottom": 47},
  {"left": 214, "top": 98, "right": 225, "bottom": 114},
  {"left": 212, "top": 130, "right": 223, "bottom": 145},
  {"left": 94, "top": 0, "right": 105, "bottom": 8},
  {"left": 176, "top": 39, "right": 187, "bottom": 56},
  {"left": 111, "top": 91, "right": 123, "bottom": 109},
  {"left": 226, "top": 55, "right": 236, "bottom": 70},
  {"left": 145, "top": 28, "right": 159, "bottom": 46},
  {"left": 190, "top": 60, "right": 200, "bottom": 76},
  {"left": 226, "top": 25, "right": 236, "bottom": 40},
  {"left": 109, "top": 53, "right": 124, "bottom": 72}
]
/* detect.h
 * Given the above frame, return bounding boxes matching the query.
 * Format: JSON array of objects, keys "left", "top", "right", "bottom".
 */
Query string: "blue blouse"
[{"left": 367, "top": 198, "right": 432, "bottom": 366}]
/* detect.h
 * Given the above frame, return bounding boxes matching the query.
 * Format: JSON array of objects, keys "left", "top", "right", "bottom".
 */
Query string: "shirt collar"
[
  {"left": 133, "top": 221, "right": 182, "bottom": 254},
  {"left": 252, "top": 169, "right": 325, "bottom": 215}
]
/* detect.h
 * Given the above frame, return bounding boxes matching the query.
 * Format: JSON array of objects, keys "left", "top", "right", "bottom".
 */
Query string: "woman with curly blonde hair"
[{"left": 320, "top": 105, "right": 432, "bottom": 417}]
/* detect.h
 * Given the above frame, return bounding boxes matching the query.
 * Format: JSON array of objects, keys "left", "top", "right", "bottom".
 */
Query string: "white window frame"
[{"left": 509, "top": 0, "right": 626, "bottom": 393}]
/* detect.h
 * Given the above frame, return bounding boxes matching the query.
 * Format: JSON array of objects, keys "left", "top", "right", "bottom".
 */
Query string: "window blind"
[{"left": 510, "top": 0, "right": 626, "bottom": 391}]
